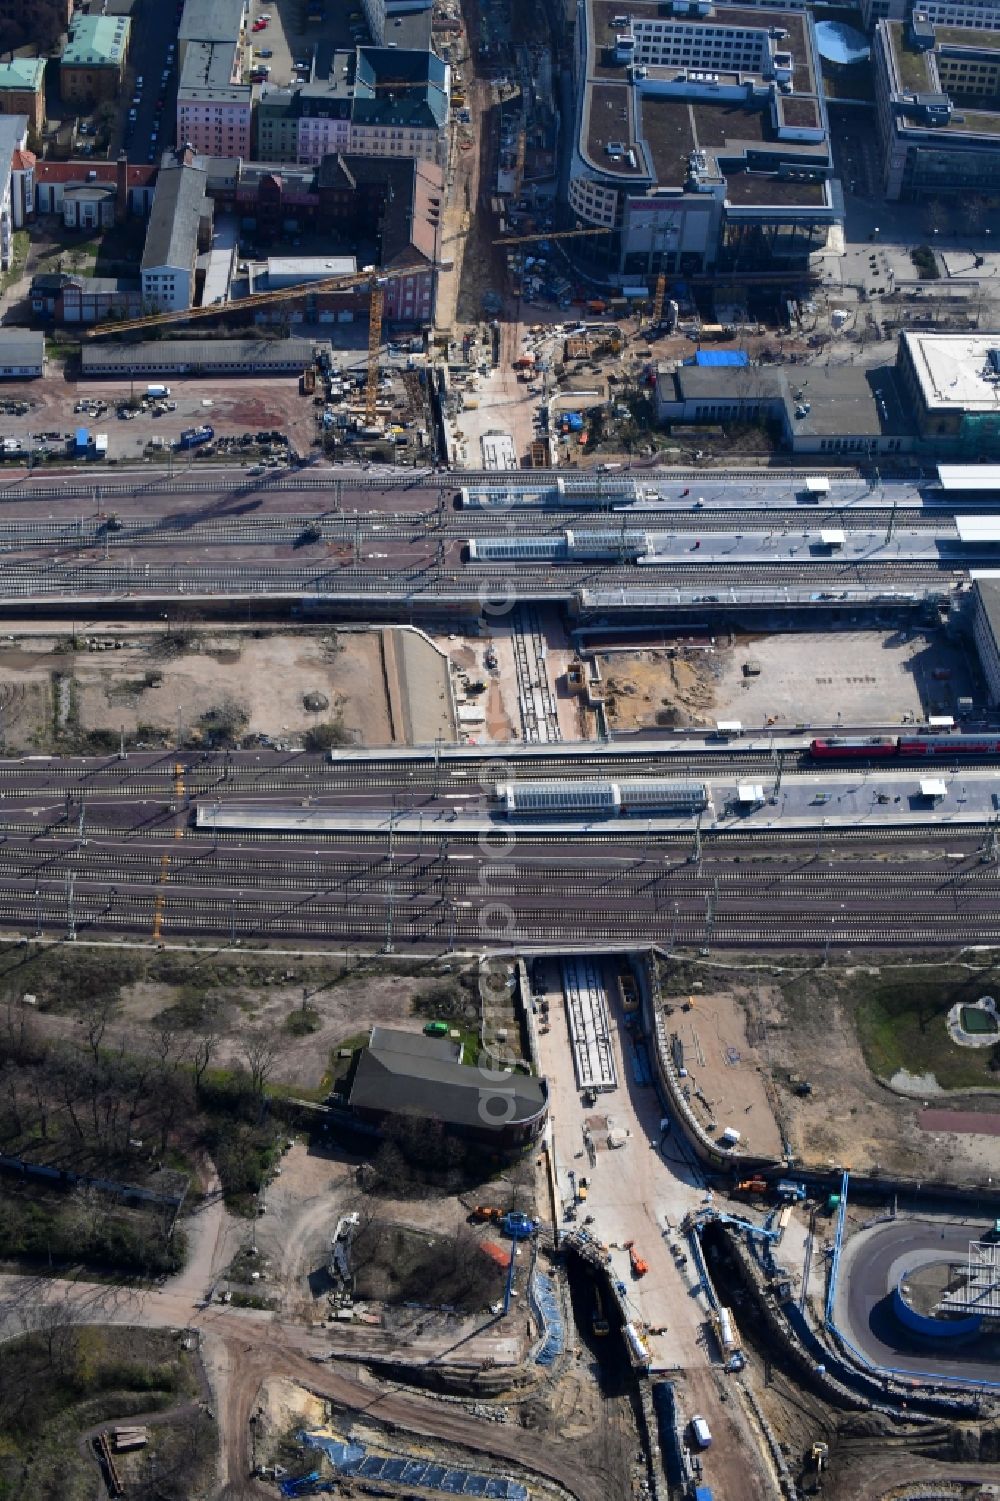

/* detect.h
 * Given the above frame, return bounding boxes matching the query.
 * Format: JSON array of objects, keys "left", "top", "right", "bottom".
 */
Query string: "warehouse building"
[
  {"left": 655, "top": 362, "right": 911, "bottom": 455},
  {"left": 140, "top": 159, "right": 210, "bottom": 313},
  {"left": 655, "top": 330, "right": 1000, "bottom": 458},
  {"left": 345, "top": 1026, "right": 549, "bottom": 1152},
  {"left": 972, "top": 580, "right": 1000, "bottom": 707},
  {"left": 0, "top": 329, "right": 44, "bottom": 377},
  {"left": 80, "top": 336, "right": 327, "bottom": 377}
]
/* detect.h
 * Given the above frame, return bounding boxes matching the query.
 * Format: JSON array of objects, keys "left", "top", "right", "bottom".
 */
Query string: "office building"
[
  {"left": 874, "top": 14, "right": 1000, "bottom": 199},
  {"left": 567, "top": 1, "right": 840, "bottom": 278}
]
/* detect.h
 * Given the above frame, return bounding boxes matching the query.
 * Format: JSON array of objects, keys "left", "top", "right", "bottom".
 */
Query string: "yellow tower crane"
[{"left": 84, "top": 262, "right": 426, "bottom": 432}]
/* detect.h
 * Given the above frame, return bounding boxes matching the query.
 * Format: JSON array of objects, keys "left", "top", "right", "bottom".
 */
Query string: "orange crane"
[
  {"left": 83, "top": 262, "right": 426, "bottom": 433},
  {"left": 623, "top": 1240, "right": 649, "bottom": 1278}
]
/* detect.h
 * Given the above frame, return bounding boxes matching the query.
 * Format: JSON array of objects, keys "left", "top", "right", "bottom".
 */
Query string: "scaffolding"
[{"left": 936, "top": 1240, "right": 1000, "bottom": 1320}]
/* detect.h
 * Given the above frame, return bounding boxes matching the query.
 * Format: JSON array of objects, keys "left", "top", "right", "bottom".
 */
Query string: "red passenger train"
[{"left": 810, "top": 735, "right": 1000, "bottom": 760}]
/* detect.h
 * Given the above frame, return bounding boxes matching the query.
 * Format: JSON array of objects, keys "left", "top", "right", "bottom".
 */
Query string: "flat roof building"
[
  {"left": 80, "top": 336, "right": 326, "bottom": 376},
  {"left": 177, "top": 41, "right": 253, "bottom": 158},
  {"left": 897, "top": 332, "right": 1000, "bottom": 449},
  {"left": 257, "top": 47, "right": 450, "bottom": 167},
  {"left": 178, "top": 0, "right": 247, "bottom": 64},
  {"left": 265, "top": 255, "right": 357, "bottom": 287},
  {"left": 655, "top": 330, "right": 1000, "bottom": 459},
  {"left": 973, "top": 579, "right": 1000, "bottom": 706},
  {"left": 874, "top": 15, "right": 1000, "bottom": 199},
  {"left": 564, "top": 0, "right": 840, "bottom": 278},
  {"left": 655, "top": 361, "right": 911, "bottom": 455}
]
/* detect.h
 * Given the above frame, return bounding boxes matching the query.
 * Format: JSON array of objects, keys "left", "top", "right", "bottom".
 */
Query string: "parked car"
[{"left": 256, "top": 48, "right": 273, "bottom": 57}]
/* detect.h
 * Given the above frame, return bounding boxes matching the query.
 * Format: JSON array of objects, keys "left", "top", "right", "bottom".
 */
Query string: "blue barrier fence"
[{"left": 822, "top": 1170, "right": 1000, "bottom": 1395}]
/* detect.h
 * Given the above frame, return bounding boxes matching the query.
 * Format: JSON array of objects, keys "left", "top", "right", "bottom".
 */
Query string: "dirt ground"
[
  {"left": 433, "top": 611, "right": 594, "bottom": 744},
  {"left": 663, "top": 989, "right": 785, "bottom": 1158},
  {"left": 601, "top": 628, "right": 979, "bottom": 733},
  {"left": 0, "top": 626, "right": 454, "bottom": 752},
  {"left": 119, "top": 966, "right": 456, "bottom": 1090},
  {"left": 661, "top": 957, "right": 1000, "bottom": 1184},
  {"left": 0, "top": 371, "right": 325, "bottom": 462}
]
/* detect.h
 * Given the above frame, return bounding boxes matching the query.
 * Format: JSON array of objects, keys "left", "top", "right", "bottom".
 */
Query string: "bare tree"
[
  {"left": 240, "top": 1028, "right": 282, "bottom": 1097},
  {"left": 192, "top": 1020, "right": 223, "bottom": 1099}
]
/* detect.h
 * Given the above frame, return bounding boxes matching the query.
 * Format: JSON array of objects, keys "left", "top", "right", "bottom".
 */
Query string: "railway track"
[
  {"left": 0, "top": 809, "right": 998, "bottom": 950},
  {"left": 0, "top": 556, "right": 956, "bottom": 598},
  {"left": 0, "top": 510, "right": 958, "bottom": 549},
  {"left": 10, "top": 882, "right": 1000, "bottom": 947},
  {"left": 3, "top": 849, "right": 999, "bottom": 903}
]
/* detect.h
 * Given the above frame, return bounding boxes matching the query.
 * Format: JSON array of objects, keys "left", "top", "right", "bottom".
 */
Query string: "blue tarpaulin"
[{"left": 691, "top": 350, "right": 748, "bottom": 367}]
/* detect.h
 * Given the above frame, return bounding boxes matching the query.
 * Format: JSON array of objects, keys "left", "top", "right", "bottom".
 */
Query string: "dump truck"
[
  {"left": 736, "top": 1177, "right": 768, "bottom": 1196},
  {"left": 469, "top": 1205, "right": 502, "bottom": 1223},
  {"left": 300, "top": 366, "right": 316, "bottom": 395}
]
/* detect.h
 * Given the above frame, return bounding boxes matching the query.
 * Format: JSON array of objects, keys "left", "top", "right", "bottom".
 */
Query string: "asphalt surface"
[
  {"left": 838, "top": 1220, "right": 1000, "bottom": 1385},
  {"left": 2, "top": 749, "right": 1000, "bottom": 949},
  {"left": 118, "top": 0, "right": 179, "bottom": 164}
]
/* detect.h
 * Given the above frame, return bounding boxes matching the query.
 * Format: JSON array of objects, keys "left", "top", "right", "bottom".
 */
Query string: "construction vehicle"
[
  {"left": 777, "top": 1179, "right": 807, "bottom": 1202},
  {"left": 591, "top": 1280, "right": 609, "bottom": 1337},
  {"left": 810, "top": 1441, "right": 829, "bottom": 1472},
  {"left": 503, "top": 1211, "right": 539, "bottom": 1240},
  {"left": 711, "top": 1305, "right": 746, "bottom": 1371},
  {"left": 623, "top": 1240, "right": 649, "bottom": 1278},
  {"left": 736, "top": 1177, "right": 769, "bottom": 1196},
  {"left": 469, "top": 1205, "right": 502, "bottom": 1223},
  {"left": 299, "top": 366, "right": 316, "bottom": 395}
]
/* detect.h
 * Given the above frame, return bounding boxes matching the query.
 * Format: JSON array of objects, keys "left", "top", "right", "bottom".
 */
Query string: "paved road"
[{"left": 836, "top": 1219, "right": 1000, "bottom": 1386}]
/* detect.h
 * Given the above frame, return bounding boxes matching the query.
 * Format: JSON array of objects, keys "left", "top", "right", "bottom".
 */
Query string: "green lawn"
[
  {"left": 0, "top": 230, "right": 29, "bottom": 292},
  {"left": 853, "top": 966, "right": 1000, "bottom": 1089}
]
